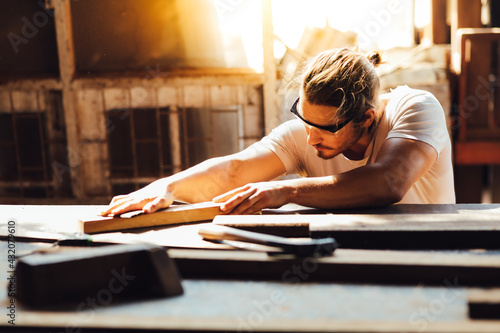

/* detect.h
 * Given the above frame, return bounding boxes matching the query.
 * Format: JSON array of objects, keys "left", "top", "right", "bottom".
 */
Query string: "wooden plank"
[
  {"left": 241, "top": 84, "right": 264, "bottom": 140},
  {"left": 3, "top": 202, "right": 497, "bottom": 240},
  {"left": 80, "top": 142, "right": 108, "bottom": 197},
  {"left": 3, "top": 267, "right": 500, "bottom": 332},
  {"left": 468, "top": 288, "right": 500, "bottom": 319},
  {"left": 466, "top": 38, "right": 491, "bottom": 129},
  {"left": 451, "top": 0, "right": 482, "bottom": 56},
  {"left": 75, "top": 89, "right": 108, "bottom": 197},
  {"left": 80, "top": 202, "right": 222, "bottom": 234},
  {"left": 456, "top": 29, "right": 470, "bottom": 138},
  {"left": 71, "top": 70, "right": 265, "bottom": 90},
  {"left": 76, "top": 89, "right": 106, "bottom": 141},
  {"left": 429, "top": 0, "right": 449, "bottom": 44},
  {"left": 169, "top": 106, "right": 183, "bottom": 174},
  {"left": 53, "top": 0, "right": 82, "bottom": 198},
  {"left": 455, "top": 29, "right": 500, "bottom": 148},
  {"left": 5, "top": 205, "right": 500, "bottom": 289},
  {"left": 310, "top": 214, "right": 500, "bottom": 249},
  {"left": 53, "top": 0, "right": 75, "bottom": 82},
  {"left": 0, "top": 78, "right": 62, "bottom": 91},
  {"left": 213, "top": 213, "right": 500, "bottom": 249},
  {"left": 170, "top": 247, "right": 500, "bottom": 287},
  {"left": 214, "top": 214, "right": 311, "bottom": 237},
  {"left": 267, "top": 203, "right": 500, "bottom": 215},
  {"left": 89, "top": 223, "right": 235, "bottom": 250},
  {"left": 6, "top": 311, "right": 500, "bottom": 333},
  {"left": 237, "top": 84, "right": 264, "bottom": 150}
]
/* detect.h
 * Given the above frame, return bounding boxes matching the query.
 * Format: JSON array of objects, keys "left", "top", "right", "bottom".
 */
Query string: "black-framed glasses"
[{"left": 290, "top": 98, "right": 354, "bottom": 134}]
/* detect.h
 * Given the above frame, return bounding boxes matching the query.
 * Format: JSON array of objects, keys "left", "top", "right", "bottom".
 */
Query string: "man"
[{"left": 102, "top": 48, "right": 455, "bottom": 217}]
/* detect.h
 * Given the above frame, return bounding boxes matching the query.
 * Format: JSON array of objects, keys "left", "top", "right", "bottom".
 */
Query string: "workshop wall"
[
  {"left": 0, "top": 0, "right": 267, "bottom": 203},
  {"left": 0, "top": 0, "right": 59, "bottom": 79},
  {"left": 2, "top": 0, "right": 498, "bottom": 204},
  {"left": 71, "top": 0, "right": 225, "bottom": 73}
]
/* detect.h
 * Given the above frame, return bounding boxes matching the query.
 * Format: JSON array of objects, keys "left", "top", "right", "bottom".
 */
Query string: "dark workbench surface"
[{"left": 1, "top": 204, "right": 500, "bottom": 332}]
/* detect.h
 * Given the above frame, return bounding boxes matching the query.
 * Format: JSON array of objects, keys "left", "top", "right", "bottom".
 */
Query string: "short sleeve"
[
  {"left": 386, "top": 88, "right": 450, "bottom": 156},
  {"left": 252, "top": 119, "right": 307, "bottom": 175}
]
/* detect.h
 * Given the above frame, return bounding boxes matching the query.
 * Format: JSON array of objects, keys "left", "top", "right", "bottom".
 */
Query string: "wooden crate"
[{"left": 454, "top": 28, "right": 500, "bottom": 165}]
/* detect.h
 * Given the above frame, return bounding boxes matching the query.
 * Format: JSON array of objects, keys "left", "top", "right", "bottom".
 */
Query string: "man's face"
[{"left": 298, "top": 97, "right": 364, "bottom": 160}]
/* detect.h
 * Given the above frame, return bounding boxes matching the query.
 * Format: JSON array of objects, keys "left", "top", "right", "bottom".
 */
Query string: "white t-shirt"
[{"left": 256, "top": 86, "right": 455, "bottom": 204}]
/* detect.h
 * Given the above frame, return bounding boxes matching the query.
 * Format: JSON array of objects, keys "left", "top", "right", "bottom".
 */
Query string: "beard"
[
  {"left": 314, "top": 147, "right": 341, "bottom": 160},
  {"left": 313, "top": 125, "right": 365, "bottom": 160}
]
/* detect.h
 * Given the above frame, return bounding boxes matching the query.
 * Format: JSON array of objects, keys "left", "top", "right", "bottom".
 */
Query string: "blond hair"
[{"left": 301, "top": 48, "right": 382, "bottom": 125}]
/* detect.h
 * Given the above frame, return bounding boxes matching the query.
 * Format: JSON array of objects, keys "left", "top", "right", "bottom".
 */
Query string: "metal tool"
[{"left": 198, "top": 224, "right": 337, "bottom": 257}]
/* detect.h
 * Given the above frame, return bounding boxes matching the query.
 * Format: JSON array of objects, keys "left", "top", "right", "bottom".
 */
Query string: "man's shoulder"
[
  {"left": 385, "top": 86, "right": 439, "bottom": 106},
  {"left": 383, "top": 85, "right": 443, "bottom": 117},
  {"left": 261, "top": 119, "right": 306, "bottom": 149},
  {"left": 270, "top": 119, "right": 304, "bottom": 136}
]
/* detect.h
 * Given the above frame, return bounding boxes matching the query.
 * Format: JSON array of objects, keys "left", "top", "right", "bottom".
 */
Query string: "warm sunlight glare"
[
  {"left": 272, "top": 0, "right": 415, "bottom": 57},
  {"left": 216, "top": 0, "right": 263, "bottom": 71}
]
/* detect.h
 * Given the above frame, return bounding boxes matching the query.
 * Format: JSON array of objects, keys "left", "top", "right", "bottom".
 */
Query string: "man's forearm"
[
  {"left": 286, "top": 138, "right": 439, "bottom": 210},
  {"left": 165, "top": 156, "right": 242, "bottom": 203},
  {"left": 167, "top": 146, "right": 287, "bottom": 204},
  {"left": 286, "top": 164, "right": 402, "bottom": 209}
]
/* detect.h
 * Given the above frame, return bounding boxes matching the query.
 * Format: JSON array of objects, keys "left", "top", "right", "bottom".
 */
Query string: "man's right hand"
[{"left": 100, "top": 179, "right": 174, "bottom": 216}]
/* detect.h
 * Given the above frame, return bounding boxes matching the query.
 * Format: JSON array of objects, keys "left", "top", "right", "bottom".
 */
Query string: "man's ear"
[{"left": 362, "top": 108, "right": 376, "bottom": 129}]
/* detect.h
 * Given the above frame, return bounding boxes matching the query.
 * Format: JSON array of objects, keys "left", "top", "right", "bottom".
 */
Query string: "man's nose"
[{"left": 306, "top": 126, "right": 323, "bottom": 146}]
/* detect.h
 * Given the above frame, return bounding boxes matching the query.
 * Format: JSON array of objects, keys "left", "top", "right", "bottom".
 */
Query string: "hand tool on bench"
[
  {"left": 198, "top": 224, "right": 337, "bottom": 257},
  {"left": 212, "top": 213, "right": 500, "bottom": 250}
]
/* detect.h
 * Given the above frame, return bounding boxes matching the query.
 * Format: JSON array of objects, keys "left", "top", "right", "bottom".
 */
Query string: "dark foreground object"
[{"left": 14, "top": 244, "right": 184, "bottom": 307}]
